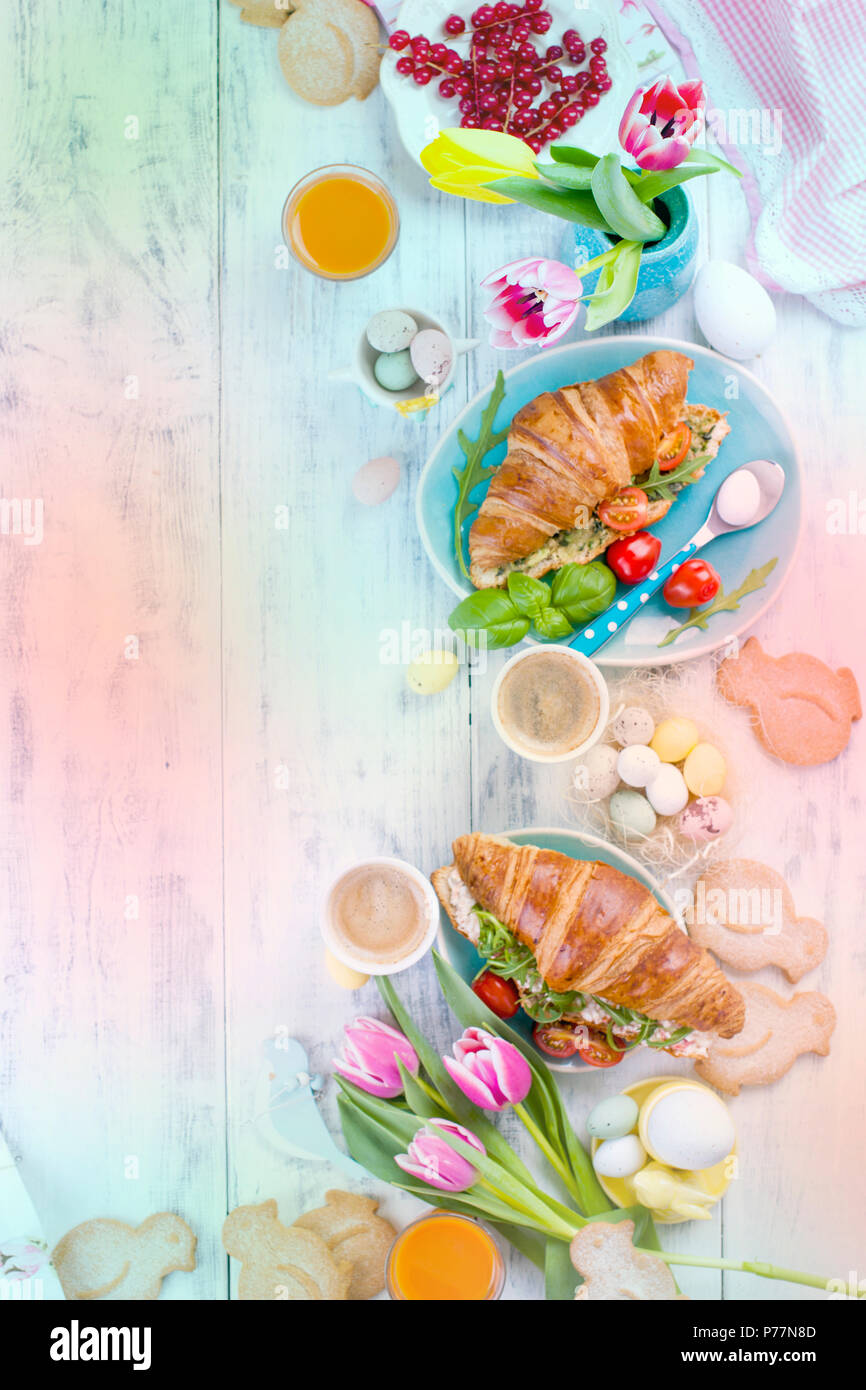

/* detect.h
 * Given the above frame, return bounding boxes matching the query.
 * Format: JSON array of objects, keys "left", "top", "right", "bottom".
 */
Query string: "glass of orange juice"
[
  {"left": 283, "top": 164, "right": 400, "bottom": 281},
  {"left": 385, "top": 1212, "right": 506, "bottom": 1301}
]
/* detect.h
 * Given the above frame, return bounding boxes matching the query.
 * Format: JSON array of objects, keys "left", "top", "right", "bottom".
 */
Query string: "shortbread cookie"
[
  {"left": 223, "top": 1199, "right": 352, "bottom": 1300},
  {"left": 229, "top": 0, "right": 291, "bottom": 27},
  {"left": 293, "top": 1190, "right": 394, "bottom": 1300},
  {"left": 52, "top": 1214, "right": 196, "bottom": 1301},
  {"left": 695, "top": 980, "right": 835, "bottom": 1095},
  {"left": 571, "top": 1222, "right": 686, "bottom": 1301},
  {"left": 278, "top": 0, "right": 380, "bottom": 106},
  {"left": 691, "top": 858, "right": 827, "bottom": 982}
]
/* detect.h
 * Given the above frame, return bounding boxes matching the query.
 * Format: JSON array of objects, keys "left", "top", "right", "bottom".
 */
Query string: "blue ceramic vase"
[{"left": 563, "top": 185, "right": 698, "bottom": 324}]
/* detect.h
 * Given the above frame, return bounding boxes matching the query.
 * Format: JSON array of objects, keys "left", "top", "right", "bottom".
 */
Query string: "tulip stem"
[
  {"left": 415, "top": 1073, "right": 457, "bottom": 1118},
  {"left": 513, "top": 1103, "right": 586, "bottom": 1210},
  {"left": 479, "top": 1178, "right": 578, "bottom": 1243},
  {"left": 635, "top": 1248, "right": 832, "bottom": 1291},
  {"left": 573, "top": 246, "right": 621, "bottom": 277}
]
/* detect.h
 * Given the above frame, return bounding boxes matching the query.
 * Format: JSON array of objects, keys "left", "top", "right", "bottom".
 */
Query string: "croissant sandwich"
[
  {"left": 468, "top": 350, "right": 730, "bottom": 589},
  {"left": 433, "top": 833, "right": 745, "bottom": 1058}
]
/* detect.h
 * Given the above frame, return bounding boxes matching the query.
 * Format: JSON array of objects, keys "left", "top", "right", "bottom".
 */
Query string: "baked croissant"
[
  {"left": 468, "top": 350, "right": 726, "bottom": 590},
  {"left": 434, "top": 833, "right": 745, "bottom": 1038}
]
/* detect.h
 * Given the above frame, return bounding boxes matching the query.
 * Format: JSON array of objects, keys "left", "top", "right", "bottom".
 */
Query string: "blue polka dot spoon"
[{"left": 567, "top": 459, "right": 787, "bottom": 658}]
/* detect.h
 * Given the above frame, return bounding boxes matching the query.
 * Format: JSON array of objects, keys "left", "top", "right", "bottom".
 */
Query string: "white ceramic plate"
[{"left": 380, "top": 0, "right": 638, "bottom": 166}]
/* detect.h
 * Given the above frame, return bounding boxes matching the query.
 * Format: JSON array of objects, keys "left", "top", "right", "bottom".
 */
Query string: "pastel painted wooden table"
[{"left": 1, "top": 0, "right": 863, "bottom": 1300}]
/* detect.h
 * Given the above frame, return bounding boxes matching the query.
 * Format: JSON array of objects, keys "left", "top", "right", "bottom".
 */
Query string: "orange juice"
[
  {"left": 386, "top": 1213, "right": 505, "bottom": 1301},
  {"left": 283, "top": 165, "right": 399, "bottom": 280}
]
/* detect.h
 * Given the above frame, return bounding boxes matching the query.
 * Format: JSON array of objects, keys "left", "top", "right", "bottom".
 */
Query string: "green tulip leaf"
[
  {"left": 590, "top": 154, "right": 667, "bottom": 242},
  {"left": 545, "top": 1236, "right": 579, "bottom": 1300},
  {"left": 548, "top": 144, "right": 599, "bottom": 167},
  {"left": 535, "top": 161, "right": 595, "bottom": 192},
  {"left": 631, "top": 162, "right": 719, "bottom": 204},
  {"left": 489, "top": 176, "right": 616, "bottom": 233},
  {"left": 582, "top": 239, "right": 643, "bottom": 331},
  {"left": 685, "top": 145, "right": 743, "bottom": 177}
]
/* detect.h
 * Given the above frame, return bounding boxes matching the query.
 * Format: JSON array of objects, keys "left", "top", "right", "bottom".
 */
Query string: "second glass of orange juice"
[{"left": 283, "top": 164, "right": 399, "bottom": 281}]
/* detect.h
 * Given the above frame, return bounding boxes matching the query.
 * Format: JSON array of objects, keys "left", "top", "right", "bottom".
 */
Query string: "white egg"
[
  {"left": 587, "top": 1094, "right": 639, "bottom": 1140},
  {"left": 572, "top": 744, "right": 619, "bottom": 801},
  {"left": 593, "top": 1133, "right": 647, "bottom": 1179},
  {"left": 617, "top": 743, "right": 660, "bottom": 788},
  {"left": 645, "top": 1088, "right": 736, "bottom": 1171},
  {"left": 410, "top": 328, "right": 453, "bottom": 387},
  {"left": 611, "top": 705, "right": 655, "bottom": 746},
  {"left": 716, "top": 467, "right": 762, "bottom": 527},
  {"left": 694, "top": 260, "right": 776, "bottom": 360},
  {"left": 646, "top": 764, "right": 689, "bottom": 816},
  {"left": 352, "top": 455, "right": 401, "bottom": 505},
  {"left": 365, "top": 309, "right": 418, "bottom": 354}
]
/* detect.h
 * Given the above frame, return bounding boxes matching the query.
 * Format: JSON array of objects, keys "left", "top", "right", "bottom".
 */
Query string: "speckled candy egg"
[
  {"left": 352, "top": 455, "right": 401, "bottom": 505},
  {"left": 410, "top": 328, "right": 453, "bottom": 387},
  {"left": 609, "top": 789, "right": 657, "bottom": 837},
  {"left": 611, "top": 706, "right": 655, "bottom": 746},
  {"left": 593, "top": 1133, "right": 647, "bottom": 1179},
  {"left": 650, "top": 716, "right": 699, "bottom": 764},
  {"left": 587, "top": 1094, "right": 639, "bottom": 1141},
  {"left": 683, "top": 742, "right": 727, "bottom": 796},
  {"left": 646, "top": 764, "right": 689, "bottom": 816},
  {"left": 617, "top": 743, "right": 660, "bottom": 788},
  {"left": 365, "top": 309, "right": 418, "bottom": 354},
  {"left": 678, "top": 795, "right": 734, "bottom": 841},
  {"left": 406, "top": 650, "right": 459, "bottom": 695},
  {"left": 373, "top": 348, "right": 419, "bottom": 392},
  {"left": 572, "top": 744, "right": 619, "bottom": 801}
]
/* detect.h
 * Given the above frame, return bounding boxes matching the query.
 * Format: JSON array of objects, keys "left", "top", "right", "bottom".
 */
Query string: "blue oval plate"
[
  {"left": 417, "top": 336, "right": 803, "bottom": 665},
  {"left": 436, "top": 826, "right": 681, "bottom": 1072}
]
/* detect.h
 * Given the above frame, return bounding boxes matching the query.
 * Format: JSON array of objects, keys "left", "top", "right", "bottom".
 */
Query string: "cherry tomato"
[
  {"left": 597, "top": 486, "right": 649, "bottom": 533},
  {"left": 472, "top": 971, "right": 520, "bottom": 1019},
  {"left": 605, "top": 530, "right": 662, "bottom": 584},
  {"left": 532, "top": 1022, "right": 581, "bottom": 1058},
  {"left": 663, "top": 557, "right": 721, "bottom": 609},
  {"left": 656, "top": 422, "right": 692, "bottom": 472},
  {"left": 577, "top": 1030, "right": 625, "bottom": 1068}
]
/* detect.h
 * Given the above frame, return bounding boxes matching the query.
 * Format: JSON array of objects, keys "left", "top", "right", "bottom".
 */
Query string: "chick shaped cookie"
[
  {"left": 293, "top": 1190, "right": 395, "bottom": 1300},
  {"left": 571, "top": 1221, "right": 686, "bottom": 1301},
  {"left": 223, "top": 1199, "right": 351, "bottom": 1301},
  {"left": 52, "top": 1213, "right": 196, "bottom": 1301}
]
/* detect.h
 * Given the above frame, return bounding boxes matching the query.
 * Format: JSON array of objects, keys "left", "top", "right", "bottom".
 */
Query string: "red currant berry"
[
  {"left": 589, "top": 56, "right": 606, "bottom": 73},
  {"left": 439, "top": 77, "right": 457, "bottom": 98},
  {"left": 546, "top": 65, "right": 562, "bottom": 83},
  {"left": 584, "top": 87, "right": 600, "bottom": 106},
  {"left": 515, "top": 60, "right": 535, "bottom": 81},
  {"left": 389, "top": 30, "right": 411, "bottom": 51},
  {"left": 496, "top": 56, "right": 514, "bottom": 78},
  {"left": 550, "top": 91, "right": 567, "bottom": 107},
  {"left": 560, "top": 105, "right": 580, "bottom": 128},
  {"left": 395, "top": 56, "right": 415, "bottom": 75},
  {"left": 494, "top": 1, "right": 511, "bottom": 17},
  {"left": 516, "top": 42, "right": 537, "bottom": 60},
  {"left": 597, "top": 76, "right": 612, "bottom": 92},
  {"left": 546, "top": 120, "right": 563, "bottom": 138},
  {"left": 483, "top": 116, "right": 504, "bottom": 129},
  {"left": 513, "top": 87, "right": 533, "bottom": 107},
  {"left": 411, "top": 35, "right": 430, "bottom": 58},
  {"left": 444, "top": 14, "right": 466, "bottom": 35},
  {"left": 531, "top": 13, "right": 552, "bottom": 34},
  {"left": 571, "top": 44, "right": 587, "bottom": 62},
  {"left": 590, "top": 37, "right": 607, "bottom": 54},
  {"left": 476, "top": 60, "right": 497, "bottom": 79},
  {"left": 525, "top": 0, "right": 544, "bottom": 10},
  {"left": 445, "top": 52, "right": 464, "bottom": 73},
  {"left": 562, "top": 29, "right": 581, "bottom": 47},
  {"left": 545, "top": 45, "right": 563, "bottom": 61},
  {"left": 453, "top": 75, "right": 472, "bottom": 95},
  {"left": 526, "top": 136, "right": 544, "bottom": 153},
  {"left": 512, "top": 20, "right": 532, "bottom": 41},
  {"left": 538, "top": 98, "right": 557, "bottom": 118},
  {"left": 560, "top": 74, "right": 578, "bottom": 93},
  {"left": 471, "top": 5, "right": 495, "bottom": 24},
  {"left": 459, "top": 96, "right": 475, "bottom": 113},
  {"left": 528, "top": 76, "right": 542, "bottom": 94},
  {"left": 413, "top": 65, "right": 434, "bottom": 85},
  {"left": 461, "top": 113, "right": 481, "bottom": 127}
]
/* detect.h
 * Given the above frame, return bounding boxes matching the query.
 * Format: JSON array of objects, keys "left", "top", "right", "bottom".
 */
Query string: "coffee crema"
[
  {"left": 329, "top": 864, "right": 429, "bottom": 966},
  {"left": 496, "top": 651, "right": 602, "bottom": 756}
]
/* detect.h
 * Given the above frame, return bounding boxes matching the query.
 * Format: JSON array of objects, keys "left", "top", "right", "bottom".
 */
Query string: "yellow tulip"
[{"left": 420, "top": 128, "right": 540, "bottom": 205}]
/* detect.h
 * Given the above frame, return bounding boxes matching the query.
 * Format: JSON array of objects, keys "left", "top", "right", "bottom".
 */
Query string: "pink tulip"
[
  {"left": 394, "top": 1120, "right": 486, "bottom": 1192},
  {"left": 332, "top": 1016, "right": 419, "bottom": 1099},
  {"left": 480, "top": 257, "right": 583, "bottom": 349},
  {"left": 618, "top": 76, "right": 706, "bottom": 171},
  {"left": 443, "top": 1026, "right": 533, "bottom": 1112}
]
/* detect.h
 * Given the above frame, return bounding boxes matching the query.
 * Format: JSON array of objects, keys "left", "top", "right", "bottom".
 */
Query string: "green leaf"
[
  {"left": 630, "top": 162, "right": 718, "bottom": 204},
  {"left": 337, "top": 1095, "right": 412, "bottom": 1187},
  {"left": 583, "top": 239, "right": 643, "bottom": 331},
  {"left": 685, "top": 145, "right": 743, "bottom": 177},
  {"left": 548, "top": 144, "right": 599, "bottom": 167},
  {"left": 590, "top": 154, "right": 667, "bottom": 242},
  {"left": 452, "top": 371, "right": 510, "bottom": 579},
  {"left": 533, "top": 606, "right": 573, "bottom": 640},
  {"left": 535, "top": 161, "right": 594, "bottom": 192},
  {"left": 506, "top": 572, "right": 552, "bottom": 621},
  {"left": 658, "top": 558, "right": 778, "bottom": 648},
  {"left": 550, "top": 561, "right": 616, "bottom": 625},
  {"left": 396, "top": 1058, "right": 447, "bottom": 1120},
  {"left": 489, "top": 176, "right": 616, "bottom": 233},
  {"left": 448, "top": 589, "right": 530, "bottom": 650},
  {"left": 640, "top": 450, "right": 712, "bottom": 501},
  {"left": 545, "top": 1236, "right": 578, "bottom": 1300},
  {"left": 334, "top": 1076, "right": 425, "bottom": 1145}
]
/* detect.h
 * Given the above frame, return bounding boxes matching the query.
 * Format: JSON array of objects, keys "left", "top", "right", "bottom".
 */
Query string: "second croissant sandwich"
[{"left": 433, "top": 833, "right": 745, "bottom": 1058}]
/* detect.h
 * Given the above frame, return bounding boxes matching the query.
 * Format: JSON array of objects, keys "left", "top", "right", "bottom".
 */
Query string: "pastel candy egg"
[
  {"left": 683, "top": 742, "right": 727, "bottom": 796},
  {"left": 716, "top": 468, "right": 761, "bottom": 528},
  {"left": 587, "top": 1094, "right": 640, "bottom": 1140},
  {"left": 324, "top": 949, "right": 369, "bottom": 990},
  {"left": 646, "top": 764, "right": 689, "bottom": 816},
  {"left": 593, "top": 1134, "right": 647, "bottom": 1179},
  {"left": 677, "top": 795, "right": 733, "bottom": 841},
  {"left": 366, "top": 309, "right": 418, "bottom": 353},
  {"left": 609, "top": 789, "right": 657, "bottom": 837},
  {"left": 572, "top": 744, "right": 619, "bottom": 801},
  {"left": 406, "top": 650, "right": 459, "bottom": 695},
  {"left": 410, "top": 328, "right": 453, "bottom": 387},
  {"left": 611, "top": 706, "right": 655, "bottom": 746},
  {"left": 650, "top": 716, "right": 699, "bottom": 763},
  {"left": 617, "top": 743, "right": 660, "bottom": 788},
  {"left": 373, "top": 349, "right": 419, "bottom": 392},
  {"left": 352, "top": 455, "right": 401, "bottom": 505}
]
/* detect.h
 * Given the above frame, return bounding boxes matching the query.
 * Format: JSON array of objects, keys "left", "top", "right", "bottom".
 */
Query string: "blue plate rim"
[{"left": 416, "top": 334, "right": 805, "bottom": 667}]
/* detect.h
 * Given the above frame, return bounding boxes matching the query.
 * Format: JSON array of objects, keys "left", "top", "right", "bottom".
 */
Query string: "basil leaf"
[
  {"left": 533, "top": 606, "right": 574, "bottom": 640},
  {"left": 490, "top": 176, "right": 616, "bottom": 233},
  {"left": 507, "top": 572, "right": 551, "bottom": 620},
  {"left": 583, "top": 238, "right": 642, "bottom": 332},
  {"left": 448, "top": 589, "right": 530, "bottom": 650},
  {"left": 550, "top": 561, "right": 616, "bottom": 625},
  {"left": 590, "top": 153, "right": 667, "bottom": 242}
]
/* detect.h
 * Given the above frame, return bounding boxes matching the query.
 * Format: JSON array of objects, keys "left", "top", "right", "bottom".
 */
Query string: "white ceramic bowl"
[
  {"left": 329, "top": 305, "right": 478, "bottom": 410},
  {"left": 490, "top": 646, "right": 609, "bottom": 763},
  {"left": 321, "top": 856, "right": 440, "bottom": 976}
]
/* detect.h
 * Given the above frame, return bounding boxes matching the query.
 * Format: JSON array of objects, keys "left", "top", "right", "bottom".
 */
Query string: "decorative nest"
[{"left": 565, "top": 661, "right": 749, "bottom": 887}]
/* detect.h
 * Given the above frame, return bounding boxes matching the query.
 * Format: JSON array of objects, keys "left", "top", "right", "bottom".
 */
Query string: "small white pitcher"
[{"left": 329, "top": 306, "right": 478, "bottom": 412}]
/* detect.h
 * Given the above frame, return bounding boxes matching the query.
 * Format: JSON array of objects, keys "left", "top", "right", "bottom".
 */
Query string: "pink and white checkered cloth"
[{"left": 649, "top": 0, "right": 866, "bottom": 324}]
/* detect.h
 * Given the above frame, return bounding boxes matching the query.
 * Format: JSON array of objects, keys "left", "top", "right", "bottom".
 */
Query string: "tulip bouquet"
[
  {"left": 422, "top": 77, "right": 740, "bottom": 333},
  {"left": 335, "top": 953, "right": 833, "bottom": 1299}
]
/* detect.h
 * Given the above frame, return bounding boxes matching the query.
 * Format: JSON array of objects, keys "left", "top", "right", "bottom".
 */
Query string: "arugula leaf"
[
  {"left": 590, "top": 154, "right": 667, "bottom": 242},
  {"left": 550, "top": 561, "right": 616, "bottom": 625},
  {"left": 640, "top": 451, "right": 711, "bottom": 501},
  {"left": 452, "top": 371, "right": 510, "bottom": 579},
  {"left": 658, "top": 558, "right": 779, "bottom": 647},
  {"left": 448, "top": 589, "right": 530, "bottom": 650},
  {"left": 507, "top": 572, "right": 551, "bottom": 621}
]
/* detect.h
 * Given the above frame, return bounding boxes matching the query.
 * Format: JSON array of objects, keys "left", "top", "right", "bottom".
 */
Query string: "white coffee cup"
[
  {"left": 322, "top": 856, "right": 440, "bottom": 976},
  {"left": 491, "top": 647, "right": 609, "bottom": 764}
]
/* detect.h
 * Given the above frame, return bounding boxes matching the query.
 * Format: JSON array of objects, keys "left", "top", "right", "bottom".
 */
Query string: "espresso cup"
[
  {"left": 491, "top": 647, "right": 610, "bottom": 764},
  {"left": 322, "top": 856, "right": 440, "bottom": 977}
]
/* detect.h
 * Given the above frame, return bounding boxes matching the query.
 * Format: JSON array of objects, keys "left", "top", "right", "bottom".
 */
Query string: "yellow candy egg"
[
  {"left": 406, "top": 650, "right": 459, "bottom": 695},
  {"left": 683, "top": 742, "right": 726, "bottom": 796},
  {"left": 324, "top": 949, "right": 369, "bottom": 990},
  {"left": 650, "top": 717, "right": 699, "bottom": 764}
]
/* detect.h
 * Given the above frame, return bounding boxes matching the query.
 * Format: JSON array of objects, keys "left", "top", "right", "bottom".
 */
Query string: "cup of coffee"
[
  {"left": 491, "top": 648, "right": 609, "bottom": 764},
  {"left": 322, "top": 857, "right": 440, "bottom": 976}
]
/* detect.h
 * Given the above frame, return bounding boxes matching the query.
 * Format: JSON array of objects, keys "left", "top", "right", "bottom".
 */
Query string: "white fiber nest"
[{"left": 565, "top": 660, "right": 752, "bottom": 886}]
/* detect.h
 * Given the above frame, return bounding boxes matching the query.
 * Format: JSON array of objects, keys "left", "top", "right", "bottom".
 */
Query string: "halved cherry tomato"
[
  {"left": 663, "top": 557, "right": 721, "bottom": 609},
  {"left": 577, "top": 1030, "right": 625, "bottom": 1068},
  {"left": 605, "top": 530, "right": 662, "bottom": 585},
  {"left": 472, "top": 971, "right": 520, "bottom": 1019},
  {"left": 532, "top": 1022, "right": 581, "bottom": 1058},
  {"left": 657, "top": 423, "right": 692, "bottom": 472},
  {"left": 597, "top": 486, "right": 649, "bottom": 533}
]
